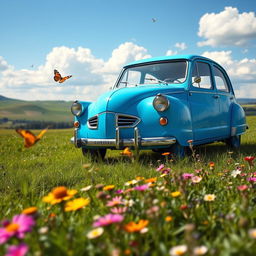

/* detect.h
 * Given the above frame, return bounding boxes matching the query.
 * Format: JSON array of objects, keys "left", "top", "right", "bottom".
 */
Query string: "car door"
[
  {"left": 189, "top": 60, "right": 221, "bottom": 142},
  {"left": 212, "top": 64, "right": 234, "bottom": 138}
]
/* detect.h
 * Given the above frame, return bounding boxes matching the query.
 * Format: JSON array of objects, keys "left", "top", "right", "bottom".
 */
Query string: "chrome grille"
[
  {"left": 116, "top": 114, "right": 140, "bottom": 128},
  {"left": 87, "top": 116, "right": 98, "bottom": 129}
]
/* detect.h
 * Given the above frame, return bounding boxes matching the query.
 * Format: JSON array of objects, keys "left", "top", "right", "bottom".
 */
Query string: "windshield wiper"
[{"left": 145, "top": 78, "right": 168, "bottom": 85}]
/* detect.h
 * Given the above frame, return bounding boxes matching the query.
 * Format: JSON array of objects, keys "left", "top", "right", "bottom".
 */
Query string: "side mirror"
[{"left": 193, "top": 76, "right": 201, "bottom": 84}]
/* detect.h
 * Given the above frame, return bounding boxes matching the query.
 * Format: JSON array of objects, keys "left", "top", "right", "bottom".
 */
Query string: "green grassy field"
[{"left": 0, "top": 116, "right": 256, "bottom": 255}]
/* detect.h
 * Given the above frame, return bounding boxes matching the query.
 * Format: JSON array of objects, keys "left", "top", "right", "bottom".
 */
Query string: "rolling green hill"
[{"left": 0, "top": 95, "right": 73, "bottom": 122}]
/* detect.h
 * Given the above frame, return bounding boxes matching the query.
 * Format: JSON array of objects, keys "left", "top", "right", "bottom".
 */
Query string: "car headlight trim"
[
  {"left": 153, "top": 94, "right": 170, "bottom": 112},
  {"left": 71, "top": 101, "right": 83, "bottom": 116}
]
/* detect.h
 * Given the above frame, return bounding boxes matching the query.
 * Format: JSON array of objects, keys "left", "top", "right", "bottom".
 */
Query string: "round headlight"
[
  {"left": 153, "top": 94, "right": 169, "bottom": 112},
  {"left": 71, "top": 101, "right": 83, "bottom": 116}
]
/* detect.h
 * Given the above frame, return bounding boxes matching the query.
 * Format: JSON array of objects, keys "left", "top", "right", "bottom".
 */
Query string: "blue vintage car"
[{"left": 71, "top": 55, "right": 247, "bottom": 159}]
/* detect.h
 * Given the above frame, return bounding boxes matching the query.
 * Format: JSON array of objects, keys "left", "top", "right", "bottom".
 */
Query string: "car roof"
[{"left": 124, "top": 54, "right": 216, "bottom": 67}]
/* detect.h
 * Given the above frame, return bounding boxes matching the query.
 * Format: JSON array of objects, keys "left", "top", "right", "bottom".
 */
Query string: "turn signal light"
[
  {"left": 74, "top": 121, "right": 80, "bottom": 128},
  {"left": 159, "top": 117, "right": 168, "bottom": 126}
]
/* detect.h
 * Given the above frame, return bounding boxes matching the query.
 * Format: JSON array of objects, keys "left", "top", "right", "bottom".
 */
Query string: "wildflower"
[
  {"left": 248, "top": 177, "right": 256, "bottom": 182},
  {"left": 125, "top": 179, "right": 138, "bottom": 186},
  {"left": 110, "top": 207, "right": 127, "bottom": 214},
  {"left": 146, "top": 206, "right": 159, "bottom": 217},
  {"left": 191, "top": 176, "right": 202, "bottom": 183},
  {"left": 180, "top": 204, "right": 188, "bottom": 210},
  {"left": 156, "top": 164, "right": 165, "bottom": 172},
  {"left": 93, "top": 214, "right": 124, "bottom": 227},
  {"left": 144, "top": 177, "right": 157, "bottom": 183},
  {"left": 124, "top": 219, "right": 149, "bottom": 233},
  {"left": 204, "top": 194, "right": 216, "bottom": 201},
  {"left": 209, "top": 162, "right": 215, "bottom": 169},
  {"left": 103, "top": 185, "right": 115, "bottom": 191},
  {"left": 115, "top": 189, "right": 124, "bottom": 194},
  {"left": 65, "top": 197, "right": 90, "bottom": 212},
  {"left": 135, "top": 176, "right": 144, "bottom": 181},
  {"left": 80, "top": 185, "right": 93, "bottom": 192},
  {"left": 231, "top": 169, "right": 241, "bottom": 178},
  {"left": 134, "top": 184, "right": 149, "bottom": 191},
  {"left": 244, "top": 156, "right": 255, "bottom": 166},
  {"left": 87, "top": 227, "right": 104, "bottom": 239},
  {"left": 248, "top": 228, "right": 256, "bottom": 239},
  {"left": 5, "top": 243, "right": 28, "bottom": 256},
  {"left": 193, "top": 245, "right": 208, "bottom": 255},
  {"left": 165, "top": 216, "right": 173, "bottom": 222},
  {"left": 42, "top": 186, "right": 77, "bottom": 205},
  {"left": 96, "top": 191, "right": 109, "bottom": 200},
  {"left": 171, "top": 191, "right": 181, "bottom": 198},
  {"left": 82, "top": 163, "right": 91, "bottom": 169},
  {"left": 106, "top": 196, "right": 124, "bottom": 207},
  {"left": 95, "top": 184, "right": 105, "bottom": 190},
  {"left": 0, "top": 214, "right": 35, "bottom": 244},
  {"left": 38, "top": 226, "right": 49, "bottom": 234},
  {"left": 169, "top": 245, "right": 187, "bottom": 256},
  {"left": 124, "top": 249, "right": 132, "bottom": 255},
  {"left": 182, "top": 173, "right": 194, "bottom": 180},
  {"left": 162, "top": 152, "right": 171, "bottom": 156},
  {"left": 123, "top": 199, "right": 135, "bottom": 207},
  {"left": 120, "top": 147, "right": 133, "bottom": 157},
  {"left": 237, "top": 185, "right": 248, "bottom": 191},
  {"left": 22, "top": 207, "right": 38, "bottom": 216}
]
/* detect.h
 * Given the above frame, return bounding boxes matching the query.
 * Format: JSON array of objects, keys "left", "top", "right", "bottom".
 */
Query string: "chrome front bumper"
[{"left": 71, "top": 127, "right": 176, "bottom": 149}]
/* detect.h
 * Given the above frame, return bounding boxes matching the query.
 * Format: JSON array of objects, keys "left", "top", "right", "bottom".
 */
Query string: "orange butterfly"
[
  {"left": 54, "top": 69, "right": 72, "bottom": 83},
  {"left": 120, "top": 147, "right": 133, "bottom": 157},
  {"left": 16, "top": 128, "right": 48, "bottom": 148}
]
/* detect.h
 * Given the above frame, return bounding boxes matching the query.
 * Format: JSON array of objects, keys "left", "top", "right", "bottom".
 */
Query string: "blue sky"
[{"left": 0, "top": 0, "right": 255, "bottom": 101}]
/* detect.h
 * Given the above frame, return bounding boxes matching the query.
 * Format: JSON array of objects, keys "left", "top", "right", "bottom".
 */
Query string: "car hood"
[{"left": 88, "top": 86, "right": 185, "bottom": 115}]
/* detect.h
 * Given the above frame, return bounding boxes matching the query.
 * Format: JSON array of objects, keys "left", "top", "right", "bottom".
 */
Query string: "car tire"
[
  {"left": 225, "top": 135, "right": 241, "bottom": 149},
  {"left": 82, "top": 148, "right": 107, "bottom": 161}
]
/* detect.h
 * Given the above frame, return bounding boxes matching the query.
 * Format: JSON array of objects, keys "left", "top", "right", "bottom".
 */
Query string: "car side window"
[
  {"left": 192, "top": 62, "right": 212, "bottom": 89},
  {"left": 213, "top": 66, "right": 229, "bottom": 92},
  {"left": 119, "top": 70, "right": 141, "bottom": 87}
]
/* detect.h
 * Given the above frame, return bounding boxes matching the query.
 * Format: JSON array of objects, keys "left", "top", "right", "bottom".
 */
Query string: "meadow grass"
[{"left": 0, "top": 116, "right": 255, "bottom": 255}]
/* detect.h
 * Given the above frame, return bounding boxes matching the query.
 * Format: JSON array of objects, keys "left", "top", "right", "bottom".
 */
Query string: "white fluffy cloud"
[
  {"left": 198, "top": 7, "right": 256, "bottom": 47},
  {"left": 166, "top": 42, "right": 187, "bottom": 56},
  {"left": 175, "top": 42, "right": 187, "bottom": 50},
  {"left": 202, "top": 50, "right": 256, "bottom": 97},
  {"left": 0, "top": 42, "right": 150, "bottom": 101}
]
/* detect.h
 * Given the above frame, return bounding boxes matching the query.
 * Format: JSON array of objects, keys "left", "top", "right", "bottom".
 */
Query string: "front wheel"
[
  {"left": 82, "top": 148, "right": 107, "bottom": 161},
  {"left": 225, "top": 135, "right": 241, "bottom": 149}
]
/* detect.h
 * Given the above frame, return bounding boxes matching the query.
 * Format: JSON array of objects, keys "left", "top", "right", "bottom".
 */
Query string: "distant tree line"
[{"left": 0, "top": 118, "right": 73, "bottom": 129}]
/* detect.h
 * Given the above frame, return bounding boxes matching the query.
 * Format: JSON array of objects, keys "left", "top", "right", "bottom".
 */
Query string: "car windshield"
[{"left": 115, "top": 60, "right": 187, "bottom": 88}]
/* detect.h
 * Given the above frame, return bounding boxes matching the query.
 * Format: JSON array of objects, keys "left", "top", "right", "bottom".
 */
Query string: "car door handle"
[{"left": 213, "top": 95, "right": 219, "bottom": 99}]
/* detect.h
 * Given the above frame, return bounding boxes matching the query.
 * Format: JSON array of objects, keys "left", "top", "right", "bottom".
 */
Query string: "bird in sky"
[
  {"left": 54, "top": 69, "right": 72, "bottom": 83},
  {"left": 152, "top": 18, "right": 157, "bottom": 22},
  {"left": 16, "top": 127, "right": 48, "bottom": 148}
]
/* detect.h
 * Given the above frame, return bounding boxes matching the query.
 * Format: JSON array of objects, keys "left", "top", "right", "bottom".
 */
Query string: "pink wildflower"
[
  {"left": 5, "top": 243, "right": 28, "bottom": 256},
  {"left": 110, "top": 207, "right": 128, "bottom": 214},
  {"left": 93, "top": 214, "right": 124, "bottom": 227},
  {"left": 191, "top": 176, "right": 202, "bottom": 183},
  {"left": 156, "top": 164, "right": 165, "bottom": 172},
  {"left": 134, "top": 184, "right": 149, "bottom": 191},
  {"left": 182, "top": 173, "right": 194, "bottom": 180},
  {"left": 248, "top": 177, "right": 256, "bottom": 182},
  {"left": 106, "top": 196, "right": 124, "bottom": 207},
  {"left": 237, "top": 185, "right": 248, "bottom": 191},
  {"left": 0, "top": 214, "right": 35, "bottom": 244}
]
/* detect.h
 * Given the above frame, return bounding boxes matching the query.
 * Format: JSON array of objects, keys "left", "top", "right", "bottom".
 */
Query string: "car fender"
[
  {"left": 136, "top": 94, "right": 193, "bottom": 146},
  {"left": 230, "top": 102, "right": 247, "bottom": 136}
]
